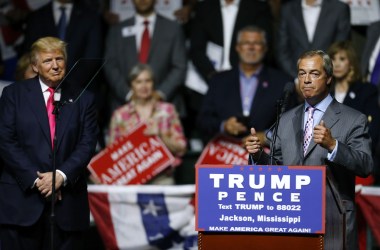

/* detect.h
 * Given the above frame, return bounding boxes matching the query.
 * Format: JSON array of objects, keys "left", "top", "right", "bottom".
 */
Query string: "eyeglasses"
[{"left": 238, "top": 41, "right": 265, "bottom": 47}]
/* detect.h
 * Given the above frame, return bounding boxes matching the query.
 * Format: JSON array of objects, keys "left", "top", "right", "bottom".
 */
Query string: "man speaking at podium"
[
  {"left": 0, "top": 37, "right": 98, "bottom": 249},
  {"left": 245, "top": 50, "right": 373, "bottom": 250}
]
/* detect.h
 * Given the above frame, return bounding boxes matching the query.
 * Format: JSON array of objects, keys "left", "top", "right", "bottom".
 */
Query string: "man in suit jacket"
[
  {"left": 0, "top": 37, "right": 98, "bottom": 249},
  {"left": 186, "top": 0, "right": 273, "bottom": 130},
  {"left": 190, "top": 0, "right": 273, "bottom": 83},
  {"left": 277, "top": 0, "right": 351, "bottom": 78},
  {"left": 104, "top": 0, "right": 187, "bottom": 117},
  {"left": 361, "top": 21, "right": 380, "bottom": 87},
  {"left": 246, "top": 50, "right": 373, "bottom": 250},
  {"left": 197, "top": 26, "right": 294, "bottom": 144},
  {"left": 23, "top": 0, "right": 104, "bottom": 70}
]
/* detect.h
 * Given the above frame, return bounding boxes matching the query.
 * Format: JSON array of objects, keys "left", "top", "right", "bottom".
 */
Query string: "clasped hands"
[
  {"left": 35, "top": 171, "right": 64, "bottom": 201},
  {"left": 224, "top": 117, "right": 267, "bottom": 147},
  {"left": 245, "top": 120, "right": 336, "bottom": 155}
]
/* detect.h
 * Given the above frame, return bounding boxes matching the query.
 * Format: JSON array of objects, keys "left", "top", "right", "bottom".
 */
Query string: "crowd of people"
[{"left": 0, "top": 0, "right": 380, "bottom": 249}]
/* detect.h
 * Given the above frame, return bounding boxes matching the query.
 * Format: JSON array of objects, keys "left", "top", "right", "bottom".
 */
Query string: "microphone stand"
[
  {"left": 50, "top": 100, "right": 66, "bottom": 250},
  {"left": 269, "top": 100, "right": 283, "bottom": 165}
]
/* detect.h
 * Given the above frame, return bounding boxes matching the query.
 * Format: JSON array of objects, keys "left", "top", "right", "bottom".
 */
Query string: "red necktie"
[
  {"left": 47, "top": 87, "right": 56, "bottom": 148},
  {"left": 139, "top": 20, "right": 150, "bottom": 63}
]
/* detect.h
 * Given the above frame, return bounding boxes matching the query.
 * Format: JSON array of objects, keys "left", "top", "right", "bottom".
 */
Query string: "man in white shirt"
[{"left": 277, "top": 0, "right": 351, "bottom": 78}]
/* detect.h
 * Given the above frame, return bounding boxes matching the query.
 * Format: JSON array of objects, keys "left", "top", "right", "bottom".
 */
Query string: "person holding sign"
[
  {"left": 245, "top": 50, "right": 373, "bottom": 250},
  {"left": 108, "top": 64, "right": 187, "bottom": 185}
]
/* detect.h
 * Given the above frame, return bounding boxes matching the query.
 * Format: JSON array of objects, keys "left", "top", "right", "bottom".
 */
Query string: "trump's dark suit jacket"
[
  {"left": 197, "top": 66, "right": 293, "bottom": 142},
  {"left": 253, "top": 99, "right": 373, "bottom": 250},
  {"left": 277, "top": 0, "right": 351, "bottom": 77},
  {"left": 0, "top": 77, "right": 98, "bottom": 230}
]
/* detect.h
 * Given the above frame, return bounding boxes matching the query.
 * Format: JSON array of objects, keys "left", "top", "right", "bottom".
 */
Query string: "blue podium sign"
[{"left": 196, "top": 165, "right": 325, "bottom": 234}]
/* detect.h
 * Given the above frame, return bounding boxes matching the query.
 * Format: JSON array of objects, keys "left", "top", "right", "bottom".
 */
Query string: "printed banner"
[
  {"left": 88, "top": 123, "right": 174, "bottom": 185},
  {"left": 196, "top": 134, "right": 249, "bottom": 165},
  {"left": 196, "top": 165, "right": 326, "bottom": 234}
]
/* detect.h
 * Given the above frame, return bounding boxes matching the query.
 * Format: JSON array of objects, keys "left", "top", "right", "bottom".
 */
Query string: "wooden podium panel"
[{"left": 198, "top": 232, "right": 324, "bottom": 250}]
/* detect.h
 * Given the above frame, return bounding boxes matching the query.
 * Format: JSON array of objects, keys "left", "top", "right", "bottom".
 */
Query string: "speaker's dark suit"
[
  {"left": 277, "top": 0, "right": 351, "bottom": 77},
  {"left": 197, "top": 66, "right": 293, "bottom": 141},
  {"left": 23, "top": 2, "right": 104, "bottom": 69},
  {"left": 253, "top": 99, "right": 373, "bottom": 250},
  {"left": 0, "top": 77, "right": 98, "bottom": 231}
]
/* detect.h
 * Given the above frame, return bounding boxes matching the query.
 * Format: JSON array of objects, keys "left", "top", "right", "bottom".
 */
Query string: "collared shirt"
[
  {"left": 219, "top": 66, "right": 261, "bottom": 133},
  {"left": 38, "top": 78, "right": 67, "bottom": 185},
  {"left": 135, "top": 13, "right": 156, "bottom": 51},
  {"left": 220, "top": 0, "right": 240, "bottom": 70},
  {"left": 53, "top": 0, "right": 73, "bottom": 25},
  {"left": 303, "top": 94, "right": 337, "bottom": 159},
  {"left": 239, "top": 66, "right": 261, "bottom": 117},
  {"left": 39, "top": 79, "right": 61, "bottom": 105},
  {"left": 301, "top": 0, "right": 322, "bottom": 43}
]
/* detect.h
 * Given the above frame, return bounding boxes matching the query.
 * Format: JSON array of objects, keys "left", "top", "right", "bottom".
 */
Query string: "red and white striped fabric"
[{"left": 88, "top": 185, "right": 198, "bottom": 250}]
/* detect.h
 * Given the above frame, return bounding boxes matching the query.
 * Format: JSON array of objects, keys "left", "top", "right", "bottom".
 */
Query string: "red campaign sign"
[
  {"left": 196, "top": 134, "right": 249, "bottom": 165},
  {"left": 88, "top": 123, "right": 175, "bottom": 185}
]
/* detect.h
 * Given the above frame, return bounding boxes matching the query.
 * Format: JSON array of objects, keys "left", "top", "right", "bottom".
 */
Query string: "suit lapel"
[
  {"left": 312, "top": 0, "right": 330, "bottom": 46},
  {"left": 294, "top": 1, "right": 310, "bottom": 47},
  {"left": 150, "top": 16, "right": 163, "bottom": 62},
  {"left": 65, "top": 4, "right": 77, "bottom": 40},
  {"left": 25, "top": 78, "right": 52, "bottom": 147},
  {"left": 124, "top": 18, "right": 139, "bottom": 62},
  {"left": 54, "top": 89, "right": 76, "bottom": 150},
  {"left": 250, "top": 68, "right": 268, "bottom": 115},
  {"left": 292, "top": 105, "right": 304, "bottom": 160}
]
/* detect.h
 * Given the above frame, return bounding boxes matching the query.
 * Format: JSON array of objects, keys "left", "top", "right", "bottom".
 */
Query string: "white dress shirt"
[
  {"left": 53, "top": 0, "right": 73, "bottom": 25},
  {"left": 302, "top": 0, "right": 322, "bottom": 43},
  {"left": 220, "top": 0, "right": 239, "bottom": 70}
]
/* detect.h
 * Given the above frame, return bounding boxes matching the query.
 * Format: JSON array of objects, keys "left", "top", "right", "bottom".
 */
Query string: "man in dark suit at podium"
[
  {"left": 0, "top": 37, "right": 98, "bottom": 249},
  {"left": 245, "top": 50, "right": 373, "bottom": 250}
]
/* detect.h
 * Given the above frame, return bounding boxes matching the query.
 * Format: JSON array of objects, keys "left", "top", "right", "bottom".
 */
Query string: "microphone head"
[{"left": 53, "top": 91, "right": 61, "bottom": 102}]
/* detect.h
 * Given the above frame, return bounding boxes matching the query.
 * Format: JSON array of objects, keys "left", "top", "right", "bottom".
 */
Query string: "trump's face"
[
  {"left": 298, "top": 55, "right": 332, "bottom": 106},
  {"left": 32, "top": 50, "right": 66, "bottom": 88}
]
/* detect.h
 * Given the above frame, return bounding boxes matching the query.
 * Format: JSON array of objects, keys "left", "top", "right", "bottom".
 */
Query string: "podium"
[{"left": 196, "top": 165, "right": 344, "bottom": 249}]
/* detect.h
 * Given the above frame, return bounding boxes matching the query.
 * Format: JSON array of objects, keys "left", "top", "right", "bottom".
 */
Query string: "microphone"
[
  {"left": 281, "top": 82, "right": 295, "bottom": 114},
  {"left": 53, "top": 89, "right": 61, "bottom": 102}
]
